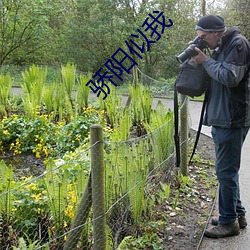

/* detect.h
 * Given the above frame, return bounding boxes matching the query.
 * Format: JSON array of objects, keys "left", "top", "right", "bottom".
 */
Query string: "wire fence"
[{"left": 0, "top": 68, "right": 191, "bottom": 249}]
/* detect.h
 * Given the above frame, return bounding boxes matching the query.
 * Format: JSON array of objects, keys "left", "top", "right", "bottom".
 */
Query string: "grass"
[{"left": 0, "top": 65, "right": 61, "bottom": 86}]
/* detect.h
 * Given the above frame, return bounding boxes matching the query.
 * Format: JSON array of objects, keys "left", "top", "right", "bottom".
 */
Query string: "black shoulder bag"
[{"left": 175, "top": 58, "right": 208, "bottom": 97}]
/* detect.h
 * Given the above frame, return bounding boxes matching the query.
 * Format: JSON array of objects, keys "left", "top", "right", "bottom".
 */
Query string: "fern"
[
  {"left": 144, "top": 100, "right": 175, "bottom": 163},
  {"left": 0, "top": 160, "right": 14, "bottom": 221},
  {"left": 60, "top": 63, "right": 76, "bottom": 100},
  {"left": 21, "top": 65, "right": 47, "bottom": 118},
  {"left": 76, "top": 72, "right": 92, "bottom": 111},
  {"left": 43, "top": 159, "right": 68, "bottom": 228}
]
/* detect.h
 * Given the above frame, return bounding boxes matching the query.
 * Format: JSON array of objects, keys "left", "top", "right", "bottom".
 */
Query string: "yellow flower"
[
  {"left": 65, "top": 205, "right": 74, "bottom": 218},
  {"left": 26, "top": 183, "right": 37, "bottom": 191},
  {"left": 32, "top": 193, "right": 42, "bottom": 201},
  {"left": 12, "top": 207, "right": 17, "bottom": 212},
  {"left": 71, "top": 195, "right": 76, "bottom": 204},
  {"left": 3, "top": 130, "right": 9, "bottom": 135},
  {"left": 36, "top": 152, "right": 41, "bottom": 159}
]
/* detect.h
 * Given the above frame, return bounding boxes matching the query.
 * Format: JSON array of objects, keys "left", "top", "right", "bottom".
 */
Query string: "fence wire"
[{"left": 0, "top": 69, "right": 192, "bottom": 249}]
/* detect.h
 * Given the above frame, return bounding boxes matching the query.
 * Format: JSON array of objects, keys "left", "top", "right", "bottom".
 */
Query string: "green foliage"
[
  {"left": 0, "top": 0, "right": 231, "bottom": 80},
  {"left": 145, "top": 100, "right": 175, "bottom": 163},
  {"left": 43, "top": 85, "right": 56, "bottom": 113},
  {"left": 0, "top": 74, "right": 179, "bottom": 248},
  {"left": 0, "top": 73, "right": 12, "bottom": 117},
  {"left": 21, "top": 65, "right": 47, "bottom": 118},
  {"left": 12, "top": 176, "right": 48, "bottom": 240},
  {"left": 43, "top": 159, "right": 68, "bottom": 230},
  {"left": 76, "top": 72, "right": 92, "bottom": 111},
  {"left": 105, "top": 135, "right": 154, "bottom": 228},
  {"left": 0, "top": 161, "right": 14, "bottom": 222},
  {"left": 129, "top": 83, "right": 153, "bottom": 127},
  {"left": 0, "top": 0, "right": 52, "bottom": 65},
  {"left": 117, "top": 233, "right": 163, "bottom": 250},
  {"left": 61, "top": 63, "right": 76, "bottom": 101},
  {"left": 158, "top": 182, "right": 171, "bottom": 203},
  {"left": 0, "top": 108, "right": 102, "bottom": 157},
  {"left": 13, "top": 235, "right": 46, "bottom": 250}
]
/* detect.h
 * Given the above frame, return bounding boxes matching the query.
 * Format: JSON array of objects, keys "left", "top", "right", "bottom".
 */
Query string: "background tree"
[
  {"left": 0, "top": 0, "right": 49, "bottom": 65},
  {"left": 0, "top": 0, "right": 236, "bottom": 80},
  {"left": 219, "top": 0, "right": 250, "bottom": 39}
]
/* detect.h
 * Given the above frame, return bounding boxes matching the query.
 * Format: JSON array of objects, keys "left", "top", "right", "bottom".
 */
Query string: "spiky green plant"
[
  {"left": 99, "top": 83, "right": 122, "bottom": 128},
  {"left": 60, "top": 63, "right": 76, "bottom": 102},
  {"left": 52, "top": 82, "right": 73, "bottom": 122},
  {"left": 43, "top": 84, "right": 56, "bottom": 114},
  {"left": 43, "top": 159, "right": 68, "bottom": 230},
  {"left": 105, "top": 137, "right": 153, "bottom": 226},
  {"left": 145, "top": 100, "right": 175, "bottom": 164},
  {"left": 76, "top": 72, "right": 92, "bottom": 112},
  {"left": 129, "top": 84, "right": 153, "bottom": 135},
  {"left": 21, "top": 65, "right": 47, "bottom": 118},
  {"left": 0, "top": 161, "right": 14, "bottom": 222},
  {"left": 0, "top": 73, "right": 12, "bottom": 117}
]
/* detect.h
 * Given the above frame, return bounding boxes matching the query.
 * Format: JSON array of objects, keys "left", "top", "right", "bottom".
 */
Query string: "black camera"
[{"left": 176, "top": 36, "right": 208, "bottom": 64}]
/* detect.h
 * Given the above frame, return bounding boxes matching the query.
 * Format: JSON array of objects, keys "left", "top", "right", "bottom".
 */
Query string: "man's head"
[{"left": 195, "top": 15, "right": 225, "bottom": 49}]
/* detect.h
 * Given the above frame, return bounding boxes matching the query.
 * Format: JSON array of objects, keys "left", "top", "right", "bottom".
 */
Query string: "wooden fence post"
[{"left": 91, "top": 124, "right": 106, "bottom": 250}]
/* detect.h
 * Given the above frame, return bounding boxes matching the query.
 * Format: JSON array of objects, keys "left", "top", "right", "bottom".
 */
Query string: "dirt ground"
[{"left": 159, "top": 130, "right": 217, "bottom": 250}]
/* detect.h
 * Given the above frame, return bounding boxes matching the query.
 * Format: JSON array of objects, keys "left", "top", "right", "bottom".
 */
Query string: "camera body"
[{"left": 177, "top": 36, "right": 208, "bottom": 64}]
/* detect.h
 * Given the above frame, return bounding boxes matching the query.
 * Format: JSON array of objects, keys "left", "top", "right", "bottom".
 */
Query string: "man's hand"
[{"left": 192, "top": 47, "right": 207, "bottom": 64}]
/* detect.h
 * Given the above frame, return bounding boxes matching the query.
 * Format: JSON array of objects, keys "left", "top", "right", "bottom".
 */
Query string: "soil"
[
  {"left": 158, "top": 130, "right": 217, "bottom": 250},
  {"left": 0, "top": 152, "right": 45, "bottom": 180}
]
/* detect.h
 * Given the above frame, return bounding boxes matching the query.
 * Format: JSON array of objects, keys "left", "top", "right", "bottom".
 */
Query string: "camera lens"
[
  {"left": 176, "top": 37, "right": 208, "bottom": 63},
  {"left": 176, "top": 45, "right": 198, "bottom": 63}
]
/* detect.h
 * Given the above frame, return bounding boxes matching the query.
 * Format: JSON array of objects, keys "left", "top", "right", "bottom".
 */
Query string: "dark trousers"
[{"left": 211, "top": 126, "right": 249, "bottom": 225}]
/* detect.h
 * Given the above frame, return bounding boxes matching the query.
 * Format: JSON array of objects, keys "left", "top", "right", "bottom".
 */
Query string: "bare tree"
[{"left": 0, "top": 0, "right": 48, "bottom": 65}]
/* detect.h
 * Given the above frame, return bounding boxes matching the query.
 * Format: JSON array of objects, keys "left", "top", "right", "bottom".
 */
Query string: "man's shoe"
[
  {"left": 238, "top": 215, "right": 248, "bottom": 228},
  {"left": 204, "top": 222, "right": 240, "bottom": 238},
  {"left": 211, "top": 214, "right": 247, "bottom": 229}
]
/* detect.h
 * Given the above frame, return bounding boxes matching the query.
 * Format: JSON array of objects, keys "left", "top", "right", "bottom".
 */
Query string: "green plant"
[
  {"left": 172, "top": 190, "right": 180, "bottom": 210},
  {"left": 43, "top": 84, "right": 56, "bottom": 114},
  {"left": 129, "top": 83, "right": 153, "bottom": 128},
  {"left": 178, "top": 173, "right": 191, "bottom": 189},
  {"left": 99, "top": 82, "right": 123, "bottom": 129},
  {"left": 12, "top": 176, "right": 49, "bottom": 241},
  {"left": 145, "top": 100, "right": 174, "bottom": 164},
  {"left": 21, "top": 65, "right": 47, "bottom": 118},
  {"left": 157, "top": 182, "right": 171, "bottom": 203},
  {"left": 0, "top": 107, "right": 104, "bottom": 158},
  {"left": 60, "top": 63, "right": 76, "bottom": 102},
  {"left": 0, "top": 73, "right": 12, "bottom": 117},
  {"left": 0, "top": 161, "right": 15, "bottom": 222},
  {"left": 13, "top": 233, "right": 49, "bottom": 250},
  {"left": 117, "top": 233, "right": 163, "bottom": 250},
  {"left": 76, "top": 72, "right": 92, "bottom": 112},
  {"left": 108, "top": 109, "right": 132, "bottom": 142},
  {"left": 105, "top": 136, "right": 153, "bottom": 237}
]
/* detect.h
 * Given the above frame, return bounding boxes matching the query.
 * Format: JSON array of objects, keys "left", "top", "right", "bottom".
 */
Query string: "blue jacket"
[{"left": 203, "top": 26, "right": 250, "bottom": 128}]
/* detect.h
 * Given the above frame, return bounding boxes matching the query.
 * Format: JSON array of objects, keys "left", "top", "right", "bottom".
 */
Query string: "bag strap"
[
  {"left": 174, "top": 80, "right": 180, "bottom": 168},
  {"left": 188, "top": 91, "right": 208, "bottom": 164}
]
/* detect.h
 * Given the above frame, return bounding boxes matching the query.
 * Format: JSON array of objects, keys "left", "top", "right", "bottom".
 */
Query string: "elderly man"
[{"left": 192, "top": 15, "right": 250, "bottom": 238}]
